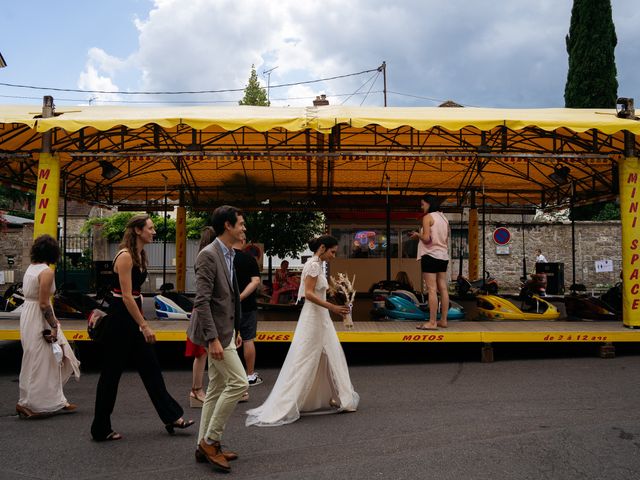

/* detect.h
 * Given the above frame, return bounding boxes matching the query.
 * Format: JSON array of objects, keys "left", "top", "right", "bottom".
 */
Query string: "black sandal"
[
  {"left": 93, "top": 431, "right": 122, "bottom": 442},
  {"left": 165, "top": 418, "right": 195, "bottom": 435}
]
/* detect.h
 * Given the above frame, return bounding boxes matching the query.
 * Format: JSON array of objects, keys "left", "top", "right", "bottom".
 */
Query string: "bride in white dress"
[{"left": 246, "top": 235, "right": 359, "bottom": 427}]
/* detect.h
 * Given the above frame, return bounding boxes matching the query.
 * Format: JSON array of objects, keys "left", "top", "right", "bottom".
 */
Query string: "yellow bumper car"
[{"left": 476, "top": 294, "right": 560, "bottom": 321}]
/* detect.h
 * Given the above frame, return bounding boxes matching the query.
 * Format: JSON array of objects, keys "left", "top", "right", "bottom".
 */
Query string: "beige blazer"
[{"left": 187, "top": 239, "right": 240, "bottom": 348}]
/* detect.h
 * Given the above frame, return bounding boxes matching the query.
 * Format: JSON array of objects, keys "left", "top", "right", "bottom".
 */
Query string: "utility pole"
[{"left": 378, "top": 61, "right": 387, "bottom": 107}]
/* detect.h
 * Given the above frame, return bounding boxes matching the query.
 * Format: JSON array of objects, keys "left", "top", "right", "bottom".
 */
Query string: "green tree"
[
  {"left": 236, "top": 67, "right": 323, "bottom": 272},
  {"left": 564, "top": 0, "right": 618, "bottom": 108},
  {"left": 571, "top": 201, "right": 620, "bottom": 221},
  {"left": 82, "top": 212, "right": 205, "bottom": 241},
  {"left": 0, "top": 185, "right": 33, "bottom": 214},
  {"left": 244, "top": 206, "right": 325, "bottom": 259},
  {"left": 239, "top": 65, "right": 269, "bottom": 106}
]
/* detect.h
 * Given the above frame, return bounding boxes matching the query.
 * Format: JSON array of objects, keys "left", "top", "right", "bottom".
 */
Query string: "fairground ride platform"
[{"left": 1, "top": 319, "right": 638, "bottom": 345}]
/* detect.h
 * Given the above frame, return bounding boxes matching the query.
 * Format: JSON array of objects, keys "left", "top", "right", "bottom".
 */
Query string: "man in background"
[
  {"left": 233, "top": 238, "right": 262, "bottom": 397},
  {"left": 535, "top": 249, "right": 548, "bottom": 263}
]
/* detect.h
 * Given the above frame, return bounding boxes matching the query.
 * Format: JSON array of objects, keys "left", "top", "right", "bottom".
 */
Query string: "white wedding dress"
[{"left": 246, "top": 256, "right": 359, "bottom": 427}]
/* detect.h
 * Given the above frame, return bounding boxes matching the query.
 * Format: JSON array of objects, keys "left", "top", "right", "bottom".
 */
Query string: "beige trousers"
[{"left": 198, "top": 339, "right": 248, "bottom": 443}]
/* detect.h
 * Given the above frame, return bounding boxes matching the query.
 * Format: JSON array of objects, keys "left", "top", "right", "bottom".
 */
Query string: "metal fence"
[
  {"left": 62, "top": 234, "right": 93, "bottom": 269},
  {"left": 56, "top": 234, "right": 94, "bottom": 291},
  {"left": 109, "top": 239, "right": 201, "bottom": 292}
]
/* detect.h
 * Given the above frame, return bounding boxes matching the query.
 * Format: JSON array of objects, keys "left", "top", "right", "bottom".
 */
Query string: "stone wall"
[
  {"left": 60, "top": 217, "right": 87, "bottom": 236},
  {"left": 450, "top": 221, "right": 622, "bottom": 292},
  {"left": 0, "top": 223, "right": 34, "bottom": 289}
]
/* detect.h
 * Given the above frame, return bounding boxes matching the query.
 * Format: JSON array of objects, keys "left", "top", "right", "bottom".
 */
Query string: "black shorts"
[
  {"left": 421, "top": 254, "right": 449, "bottom": 273},
  {"left": 239, "top": 310, "right": 257, "bottom": 341}
]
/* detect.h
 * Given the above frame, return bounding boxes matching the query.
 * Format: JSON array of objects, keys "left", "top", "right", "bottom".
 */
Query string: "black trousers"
[{"left": 90, "top": 307, "right": 183, "bottom": 440}]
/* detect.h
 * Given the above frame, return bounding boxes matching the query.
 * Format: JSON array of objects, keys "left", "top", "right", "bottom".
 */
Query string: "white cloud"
[
  {"left": 76, "top": 0, "right": 640, "bottom": 108},
  {"left": 77, "top": 63, "right": 123, "bottom": 105},
  {"left": 86, "top": 47, "right": 127, "bottom": 77}
]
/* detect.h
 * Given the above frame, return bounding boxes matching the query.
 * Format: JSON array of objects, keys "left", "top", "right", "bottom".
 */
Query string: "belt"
[{"left": 112, "top": 288, "right": 141, "bottom": 299}]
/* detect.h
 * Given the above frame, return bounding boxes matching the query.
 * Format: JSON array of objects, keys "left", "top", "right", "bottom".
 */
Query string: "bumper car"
[
  {"left": 476, "top": 293, "right": 560, "bottom": 321},
  {"left": 371, "top": 289, "right": 465, "bottom": 321},
  {"left": 154, "top": 283, "right": 193, "bottom": 320},
  {"left": 564, "top": 283, "right": 621, "bottom": 321}
]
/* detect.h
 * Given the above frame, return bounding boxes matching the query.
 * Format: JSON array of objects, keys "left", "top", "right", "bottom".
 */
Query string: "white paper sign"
[
  {"left": 595, "top": 259, "right": 614, "bottom": 273},
  {"left": 496, "top": 245, "right": 510, "bottom": 255}
]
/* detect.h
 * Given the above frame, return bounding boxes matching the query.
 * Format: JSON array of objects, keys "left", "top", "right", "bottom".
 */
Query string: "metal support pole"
[
  {"left": 385, "top": 174, "right": 391, "bottom": 282},
  {"left": 521, "top": 213, "right": 527, "bottom": 280},
  {"left": 469, "top": 192, "right": 479, "bottom": 280},
  {"left": 63, "top": 174, "right": 67, "bottom": 286},
  {"left": 458, "top": 206, "right": 464, "bottom": 278},
  {"left": 162, "top": 175, "right": 168, "bottom": 287},
  {"left": 482, "top": 188, "right": 486, "bottom": 290},
  {"left": 571, "top": 181, "right": 576, "bottom": 289},
  {"left": 624, "top": 130, "right": 635, "bottom": 157},
  {"left": 42, "top": 96, "right": 53, "bottom": 154}
]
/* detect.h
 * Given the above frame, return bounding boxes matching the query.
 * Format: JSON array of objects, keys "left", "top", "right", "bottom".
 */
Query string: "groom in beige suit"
[{"left": 188, "top": 205, "right": 248, "bottom": 473}]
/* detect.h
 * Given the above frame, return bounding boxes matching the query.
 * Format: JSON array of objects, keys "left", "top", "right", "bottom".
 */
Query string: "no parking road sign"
[{"left": 492, "top": 227, "right": 512, "bottom": 245}]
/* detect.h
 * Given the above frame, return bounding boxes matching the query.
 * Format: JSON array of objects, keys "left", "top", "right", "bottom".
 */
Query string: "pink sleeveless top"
[{"left": 416, "top": 211, "right": 449, "bottom": 261}]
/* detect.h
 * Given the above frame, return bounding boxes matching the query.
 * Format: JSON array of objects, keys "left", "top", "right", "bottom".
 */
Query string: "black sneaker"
[{"left": 248, "top": 374, "right": 263, "bottom": 386}]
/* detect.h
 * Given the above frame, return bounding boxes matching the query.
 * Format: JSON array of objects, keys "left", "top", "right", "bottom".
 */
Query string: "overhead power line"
[
  {"left": 0, "top": 68, "right": 380, "bottom": 96},
  {"left": 340, "top": 70, "right": 380, "bottom": 106},
  {"left": 0, "top": 90, "right": 385, "bottom": 105}
]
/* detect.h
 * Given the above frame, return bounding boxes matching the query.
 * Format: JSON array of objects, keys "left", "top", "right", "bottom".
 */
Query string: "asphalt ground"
[{"left": 2, "top": 338, "right": 640, "bottom": 480}]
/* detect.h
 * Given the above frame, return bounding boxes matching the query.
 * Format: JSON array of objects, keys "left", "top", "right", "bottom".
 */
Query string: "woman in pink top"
[{"left": 410, "top": 194, "right": 450, "bottom": 330}]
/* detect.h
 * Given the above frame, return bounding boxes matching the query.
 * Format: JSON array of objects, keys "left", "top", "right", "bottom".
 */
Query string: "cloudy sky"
[{"left": 1, "top": 0, "right": 638, "bottom": 108}]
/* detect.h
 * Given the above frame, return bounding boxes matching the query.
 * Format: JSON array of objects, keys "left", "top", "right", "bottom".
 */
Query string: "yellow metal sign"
[
  {"left": 619, "top": 156, "right": 640, "bottom": 327},
  {"left": 33, "top": 153, "right": 60, "bottom": 240},
  {"left": 2, "top": 322, "right": 640, "bottom": 343},
  {"left": 22, "top": 329, "right": 640, "bottom": 344}
]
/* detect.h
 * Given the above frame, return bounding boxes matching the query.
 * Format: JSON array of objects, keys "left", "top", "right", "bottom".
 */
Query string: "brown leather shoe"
[
  {"left": 197, "top": 439, "right": 231, "bottom": 472},
  {"left": 195, "top": 446, "right": 238, "bottom": 462},
  {"left": 195, "top": 448, "right": 207, "bottom": 463},
  {"left": 220, "top": 446, "right": 238, "bottom": 461}
]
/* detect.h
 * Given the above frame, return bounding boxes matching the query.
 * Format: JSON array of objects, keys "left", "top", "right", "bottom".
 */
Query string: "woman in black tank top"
[{"left": 91, "top": 214, "right": 193, "bottom": 441}]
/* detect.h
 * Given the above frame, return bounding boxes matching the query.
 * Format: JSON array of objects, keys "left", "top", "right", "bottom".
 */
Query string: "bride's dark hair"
[{"left": 308, "top": 235, "right": 338, "bottom": 253}]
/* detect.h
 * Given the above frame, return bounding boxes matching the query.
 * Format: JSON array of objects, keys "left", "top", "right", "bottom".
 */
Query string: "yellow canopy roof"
[
  {"left": 0, "top": 104, "right": 637, "bottom": 210},
  {"left": 1, "top": 104, "right": 639, "bottom": 134}
]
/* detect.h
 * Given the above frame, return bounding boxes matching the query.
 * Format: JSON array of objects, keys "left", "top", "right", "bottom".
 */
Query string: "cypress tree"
[{"left": 564, "top": 0, "right": 618, "bottom": 108}]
